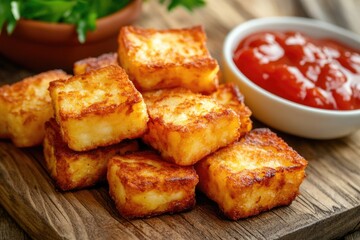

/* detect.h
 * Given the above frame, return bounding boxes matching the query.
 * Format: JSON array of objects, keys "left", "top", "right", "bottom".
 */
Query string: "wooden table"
[{"left": 1, "top": 0, "right": 360, "bottom": 239}]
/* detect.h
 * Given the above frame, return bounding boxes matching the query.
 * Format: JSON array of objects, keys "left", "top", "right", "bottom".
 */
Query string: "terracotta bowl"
[{"left": 0, "top": 0, "right": 142, "bottom": 72}]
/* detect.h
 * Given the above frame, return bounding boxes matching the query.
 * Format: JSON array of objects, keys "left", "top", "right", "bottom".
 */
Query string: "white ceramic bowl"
[{"left": 222, "top": 17, "right": 360, "bottom": 139}]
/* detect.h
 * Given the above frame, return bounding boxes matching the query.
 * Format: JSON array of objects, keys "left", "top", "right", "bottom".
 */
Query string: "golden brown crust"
[
  {"left": 0, "top": 85, "right": 11, "bottom": 138},
  {"left": 142, "top": 88, "right": 241, "bottom": 166},
  {"left": 48, "top": 65, "right": 149, "bottom": 151},
  {"left": 107, "top": 151, "right": 198, "bottom": 218},
  {"left": 239, "top": 128, "right": 308, "bottom": 166},
  {"left": 211, "top": 83, "right": 253, "bottom": 137},
  {"left": 73, "top": 52, "right": 119, "bottom": 75},
  {"left": 49, "top": 66, "right": 143, "bottom": 120},
  {"left": 43, "top": 118, "right": 139, "bottom": 191},
  {"left": 118, "top": 25, "right": 219, "bottom": 93},
  {"left": 0, "top": 70, "right": 71, "bottom": 147},
  {"left": 195, "top": 128, "right": 308, "bottom": 220}
]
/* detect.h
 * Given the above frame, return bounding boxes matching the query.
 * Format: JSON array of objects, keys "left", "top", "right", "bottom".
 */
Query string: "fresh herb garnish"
[
  {"left": 160, "top": 0, "right": 205, "bottom": 11},
  {"left": 0, "top": 0, "right": 205, "bottom": 43}
]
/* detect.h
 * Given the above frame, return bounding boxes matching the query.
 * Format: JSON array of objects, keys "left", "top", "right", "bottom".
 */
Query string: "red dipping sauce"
[{"left": 233, "top": 31, "right": 360, "bottom": 110}]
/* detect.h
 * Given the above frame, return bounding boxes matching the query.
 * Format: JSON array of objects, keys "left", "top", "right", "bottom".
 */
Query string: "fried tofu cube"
[
  {"left": 142, "top": 88, "right": 241, "bottom": 166},
  {"left": 118, "top": 25, "right": 219, "bottom": 93},
  {"left": 49, "top": 65, "right": 149, "bottom": 151},
  {"left": 195, "top": 128, "right": 308, "bottom": 220},
  {"left": 211, "top": 83, "right": 252, "bottom": 137},
  {"left": 107, "top": 151, "right": 199, "bottom": 218},
  {"left": 0, "top": 70, "right": 71, "bottom": 147},
  {"left": 73, "top": 52, "right": 118, "bottom": 75},
  {"left": 0, "top": 85, "right": 10, "bottom": 139},
  {"left": 43, "top": 119, "right": 138, "bottom": 191}
]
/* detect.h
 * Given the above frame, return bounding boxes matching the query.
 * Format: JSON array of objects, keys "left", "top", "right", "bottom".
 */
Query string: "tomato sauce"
[{"left": 233, "top": 31, "right": 360, "bottom": 110}]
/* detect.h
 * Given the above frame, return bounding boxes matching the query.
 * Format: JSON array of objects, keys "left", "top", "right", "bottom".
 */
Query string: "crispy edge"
[
  {"left": 44, "top": 118, "right": 139, "bottom": 191},
  {"left": 107, "top": 151, "right": 199, "bottom": 218}
]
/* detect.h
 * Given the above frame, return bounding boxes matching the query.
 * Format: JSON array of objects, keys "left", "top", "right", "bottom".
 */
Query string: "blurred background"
[{"left": 301, "top": 0, "right": 360, "bottom": 34}]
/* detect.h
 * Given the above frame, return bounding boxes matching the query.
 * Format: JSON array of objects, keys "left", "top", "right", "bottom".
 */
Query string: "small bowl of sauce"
[{"left": 223, "top": 17, "right": 360, "bottom": 139}]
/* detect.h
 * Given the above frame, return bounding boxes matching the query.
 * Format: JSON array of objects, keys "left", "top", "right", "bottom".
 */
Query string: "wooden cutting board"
[
  {"left": 0, "top": 1, "right": 359, "bottom": 239},
  {"left": 1, "top": 128, "right": 359, "bottom": 240}
]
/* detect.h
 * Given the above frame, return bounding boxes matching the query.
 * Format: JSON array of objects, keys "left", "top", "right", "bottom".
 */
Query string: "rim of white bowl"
[{"left": 223, "top": 16, "right": 360, "bottom": 117}]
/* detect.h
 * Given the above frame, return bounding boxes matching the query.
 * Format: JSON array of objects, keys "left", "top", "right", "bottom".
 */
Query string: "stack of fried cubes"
[{"left": 0, "top": 25, "right": 307, "bottom": 220}]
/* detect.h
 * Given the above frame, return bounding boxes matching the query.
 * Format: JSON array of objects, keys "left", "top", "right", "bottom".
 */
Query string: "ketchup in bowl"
[{"left": 233, "top": 31, "right": 360, "bottom": 110}]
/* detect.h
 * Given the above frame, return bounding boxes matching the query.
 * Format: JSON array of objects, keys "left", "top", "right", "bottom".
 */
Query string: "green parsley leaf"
[
  {"left": 21, "top": 0, "right": 77, "bottom": 22},
  {"left": 159, "top": 0, "right": 206, "bottom": 11},
  {"left": 0, "top": 0, "right": 17, "bottom": 34}
]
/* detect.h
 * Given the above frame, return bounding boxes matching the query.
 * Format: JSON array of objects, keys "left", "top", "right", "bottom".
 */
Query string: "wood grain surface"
[{"left": 1, "top": 1, "right": 360, "bottom": 239}]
